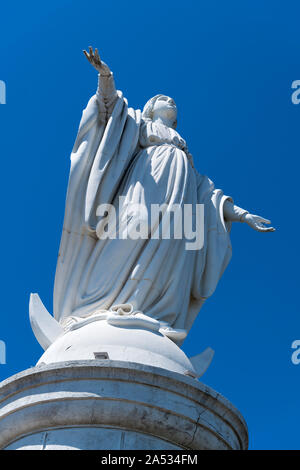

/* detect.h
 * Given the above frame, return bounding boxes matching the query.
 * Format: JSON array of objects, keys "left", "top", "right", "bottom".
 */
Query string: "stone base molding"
[{"left": 0, "top": 361, "right": 248, "bottom": 450}]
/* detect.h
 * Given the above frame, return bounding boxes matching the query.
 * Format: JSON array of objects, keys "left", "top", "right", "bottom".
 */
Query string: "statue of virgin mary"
[{"left": 50, "top": 48, "right": 274, "bottom": 344}]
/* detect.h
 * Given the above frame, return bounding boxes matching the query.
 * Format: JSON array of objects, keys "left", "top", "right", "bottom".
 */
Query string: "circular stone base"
[{"left": 0, "top": 360, "right": 248, "bottom": 450}]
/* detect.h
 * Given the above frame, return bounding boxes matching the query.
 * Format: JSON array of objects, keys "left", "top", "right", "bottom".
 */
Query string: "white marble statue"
[{"left": 30, "top": 48, "right": 274, "bottom": 354}]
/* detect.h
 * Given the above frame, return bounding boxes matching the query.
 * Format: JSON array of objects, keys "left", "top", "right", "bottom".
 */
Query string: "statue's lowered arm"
[{"left": 223, "top": 199, "right": 275, "bottom": 232}]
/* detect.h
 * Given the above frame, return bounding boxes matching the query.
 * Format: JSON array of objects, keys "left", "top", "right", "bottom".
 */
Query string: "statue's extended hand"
[
  {"left": 243, "top": 214, "right": 275, "bottom": 232},
  {"left": 83, "top": 47, "right": 111, "bottom": 76}
]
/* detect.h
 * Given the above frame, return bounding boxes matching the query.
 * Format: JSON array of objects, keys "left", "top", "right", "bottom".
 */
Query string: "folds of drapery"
[
  {"left": 53, "top": 91, "right": 232, "bottom": 338},
  {"left": 53, "top": 92, "right": 141, "bottom": 321},
  {"left": 185, "top": 174, "right": 232, "bottom": 333}
]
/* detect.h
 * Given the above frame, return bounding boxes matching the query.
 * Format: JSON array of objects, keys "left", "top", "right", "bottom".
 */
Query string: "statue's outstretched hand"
[
  {"left": 243, "top": 214, "right": 275, "bottom": 232},
  {"left": 83, "top": 47, "right": 111, "bottom": 76}
]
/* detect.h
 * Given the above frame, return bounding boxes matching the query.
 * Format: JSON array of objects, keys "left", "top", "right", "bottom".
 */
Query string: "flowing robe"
[{"left": 53, "top": 91, "right": 232, "bottom": 338}]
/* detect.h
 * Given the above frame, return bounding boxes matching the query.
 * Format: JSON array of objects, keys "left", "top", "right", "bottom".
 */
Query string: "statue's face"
[{"left": 152, "top": 95, "right": 177, "bottom": 127}]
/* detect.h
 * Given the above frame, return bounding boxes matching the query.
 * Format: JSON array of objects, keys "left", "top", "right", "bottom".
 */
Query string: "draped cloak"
[{"left": 53, "top": 91, "right": 233, "bottom": 338}]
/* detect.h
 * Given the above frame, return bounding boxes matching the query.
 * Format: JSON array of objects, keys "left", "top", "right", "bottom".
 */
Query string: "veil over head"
[{"left": 142, "top": 94, "right": 177, "bottom": 129}]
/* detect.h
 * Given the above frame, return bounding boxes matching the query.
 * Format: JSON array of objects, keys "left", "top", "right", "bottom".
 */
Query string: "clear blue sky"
[{"left": 0, "top": 0, "right": 299, "bottom": 450}]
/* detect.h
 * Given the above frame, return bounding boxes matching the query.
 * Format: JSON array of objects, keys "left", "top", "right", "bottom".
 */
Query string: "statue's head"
[{"left": 142, "top": 94, "right": 177, "bottom": 129}]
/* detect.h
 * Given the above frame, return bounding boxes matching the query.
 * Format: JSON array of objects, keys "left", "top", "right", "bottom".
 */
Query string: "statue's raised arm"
[{"left": 83, "top": 46, "right": 118, "bottom": 121}]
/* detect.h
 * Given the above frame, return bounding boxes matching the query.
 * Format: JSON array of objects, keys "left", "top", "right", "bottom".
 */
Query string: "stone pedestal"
[{"left": 0, "top": 361, "right": 248, "bottom": 450}]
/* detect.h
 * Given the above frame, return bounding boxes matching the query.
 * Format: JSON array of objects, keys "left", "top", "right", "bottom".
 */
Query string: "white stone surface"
[
  {"left": 29, "top": 293, "right": 64, "bottom": 350},
  {"left": 189, "top": 347, "right": 215, "bottom": 377},
  {"left": 0, "top": 361, "right": 248, "bottom": 450},
  {"left": 36, "top": 318, "right": 198, "bottom": 377},
  {"left": 5, "top": 428, "right": 180, "bottom": 451}
]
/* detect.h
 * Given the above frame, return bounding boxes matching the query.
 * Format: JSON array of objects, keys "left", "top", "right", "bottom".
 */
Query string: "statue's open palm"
[{"left": 244, "top": 214, "right": 275, "bottom": 232}]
